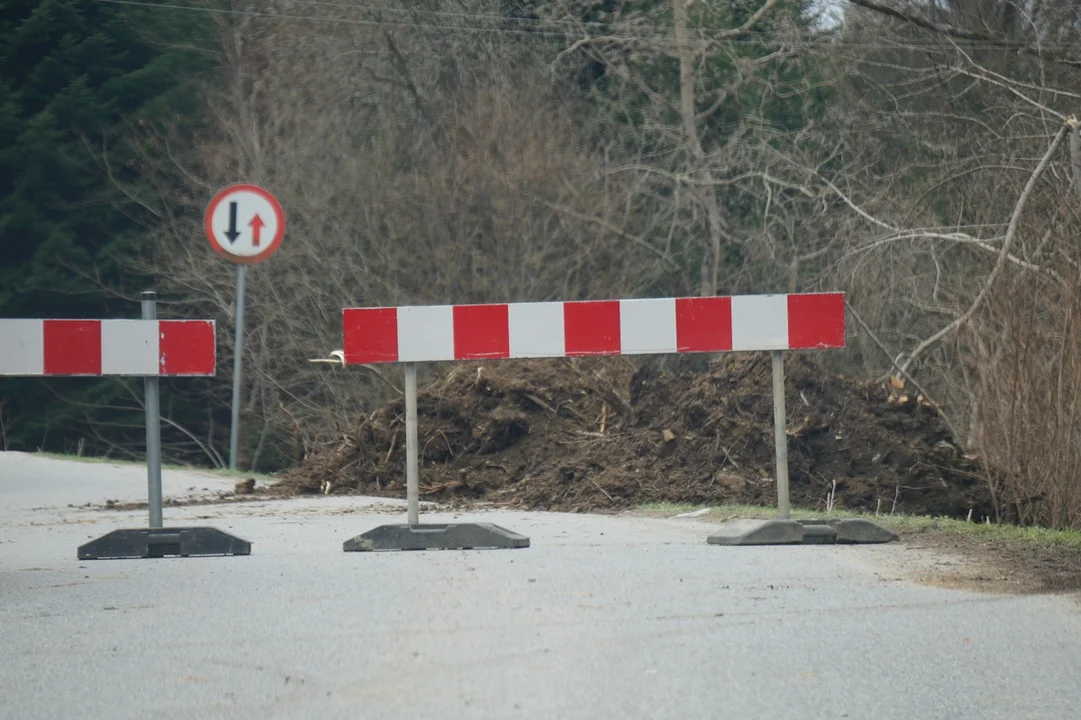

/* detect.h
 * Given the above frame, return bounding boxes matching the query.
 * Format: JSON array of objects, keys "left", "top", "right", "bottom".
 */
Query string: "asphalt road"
[{"left": 2, "top": 452, "right": 1080, "bottom": 720}]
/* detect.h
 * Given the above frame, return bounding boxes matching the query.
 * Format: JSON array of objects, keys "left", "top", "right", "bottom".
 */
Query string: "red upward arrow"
[{"left": 249, "top": 214, "right": 265, "bottom": 247}]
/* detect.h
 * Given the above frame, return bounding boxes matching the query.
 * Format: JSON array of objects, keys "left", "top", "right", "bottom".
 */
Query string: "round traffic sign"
[{"left": 204, "top": 184, "right": 285, "bottom": 264}]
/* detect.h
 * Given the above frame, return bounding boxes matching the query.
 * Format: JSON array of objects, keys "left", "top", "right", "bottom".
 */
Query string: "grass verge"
[
  {"left": 636, "top": 501, "right": 1081, "bottom": 549},
  {"left": 638, "top": 501, "right": 1081, "bottom": 593}
]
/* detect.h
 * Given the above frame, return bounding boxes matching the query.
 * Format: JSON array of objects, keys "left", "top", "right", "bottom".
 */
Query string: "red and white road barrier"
[
  {"left": 0, "top": 319, "right": 216, "bottom": 376},
  {"left": 338, "top": 291, "right": 846, "bottom": 539},
  {"left": 343, "top": 292, "right": 844, "bottom": 364}
]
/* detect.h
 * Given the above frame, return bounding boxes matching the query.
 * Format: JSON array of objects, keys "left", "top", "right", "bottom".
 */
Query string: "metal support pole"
[
  {"left": 142, "top": 292, "right": 163, "bottom": 529},
  {"left": 771, "top": 350, "right": 790, "bottom": 520},
  {"left": 229, "top": 264, "right": 247, "bottom": 471},
  {"left": 405, "top": 363, "right": 420, "bottom": 526}
]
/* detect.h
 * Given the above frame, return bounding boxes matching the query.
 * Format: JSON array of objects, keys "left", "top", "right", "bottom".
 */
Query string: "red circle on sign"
[{"left": 204, "top": 183, "right": 286, "bottom": 265}]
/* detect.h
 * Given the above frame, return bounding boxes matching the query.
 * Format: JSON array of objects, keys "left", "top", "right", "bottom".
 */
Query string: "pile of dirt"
[{"left": 278, "top": 355, "right": 991, "bottom": 517}]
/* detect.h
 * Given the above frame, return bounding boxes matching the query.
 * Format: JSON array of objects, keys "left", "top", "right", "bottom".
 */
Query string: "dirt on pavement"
[
  {"left": 894, "top": 529, "right": 1081, "bottom": 595},
  {"left": 277, "top": 355, "right": 992, "bottom": 519}
]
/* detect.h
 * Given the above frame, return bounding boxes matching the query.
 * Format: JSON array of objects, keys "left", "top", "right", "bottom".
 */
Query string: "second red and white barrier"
[{"left": 343, "top": 292, "right": 844, "bottom": 364}]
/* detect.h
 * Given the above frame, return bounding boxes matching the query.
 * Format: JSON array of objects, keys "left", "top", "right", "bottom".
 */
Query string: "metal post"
[
  {"left": 229, "top": 265, "right": 247, "bottom": 471},
  {"left": 771, "top": 350, "right": 790, "bottom": 520},
  {"left": 405, "top": 363, "right": 420, "bottom": 526},
  {"left": 142, "top": 292, "right": 163, "bottom": 529}
]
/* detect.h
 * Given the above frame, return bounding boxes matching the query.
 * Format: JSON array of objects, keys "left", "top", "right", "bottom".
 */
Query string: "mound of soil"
[{"left": 279, "top": 356, "right": 991, "bottom": 517}]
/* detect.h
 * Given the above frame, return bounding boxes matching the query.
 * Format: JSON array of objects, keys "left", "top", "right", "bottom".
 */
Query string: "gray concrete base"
[
  {"left": 829, "top": 518, "right": 900, "bottom": 543},
  {"left": 707, "top": 518, "right": 899, "bottom": 546},
  {"left": 77, "top": 527, "right": 252, "bottom": 560},
  {"left": 706, "top": 519, "right": 806, "bottom": 546},
  {"left": 343, "top": 523, "right": 530, "bottom": 552}
]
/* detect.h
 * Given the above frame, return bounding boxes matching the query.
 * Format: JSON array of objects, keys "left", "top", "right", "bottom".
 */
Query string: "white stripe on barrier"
[
  {"left": 731, "top": 294, "right": 789, "bottom": 351},
  {"left": 620, "top": 298, "right": 677, "bottom": 355},
  {"left": 508, "top": 302, "right": 564, "bottom": 358},
  {"left": 399, "top": 305, "right": 454, "bottom": 362},
  {"left": 101, "top": 320, "right": 159, "bottom": 375},
  {"left": 0, "top": 320, "right": 44, "bottom": 375}
]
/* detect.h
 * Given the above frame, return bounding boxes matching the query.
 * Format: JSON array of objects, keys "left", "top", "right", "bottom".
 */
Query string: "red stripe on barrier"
[
  {"left": 43, "top": 320, "right": 102, "bottom": 375},
  {"left": 787, "top": 293, "right": 845, "bottom": 349},
  {"left": 160, "top": 320, "right": 216, "bottom": 375},
  {"left": 564, "top": 301, "right": 621, "bottom": 356},
  {"left": 454, "top": 304, "right": 509, "bottom": 360},
  {"left": 344, "top": 308, "right": 399, "bottom": 364},
  {"left": 675, "top": 297, "right": 732, "bottom": 353}
]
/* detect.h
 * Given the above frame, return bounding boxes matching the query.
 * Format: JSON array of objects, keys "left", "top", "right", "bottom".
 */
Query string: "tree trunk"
[{"left": 672, "top": 0, "right": 726, "bottom": 297}]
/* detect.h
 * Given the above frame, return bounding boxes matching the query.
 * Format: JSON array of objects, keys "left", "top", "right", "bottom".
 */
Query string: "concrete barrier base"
[
  {"left": 707, "top": 518, "right": 899, "bottom": 546},
  {"left": 78, "top": 527, "right": 252, "bottom": 559},
  {"left": 343, "top": 523, "right": 530, "bottom": 552}
]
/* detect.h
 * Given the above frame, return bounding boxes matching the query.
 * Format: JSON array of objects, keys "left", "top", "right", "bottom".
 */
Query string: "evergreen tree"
[{"left": 0, "top": 0, "right": 214, "bottom": 452}]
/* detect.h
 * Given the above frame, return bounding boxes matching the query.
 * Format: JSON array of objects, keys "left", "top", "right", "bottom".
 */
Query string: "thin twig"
[
  {"left": 384, "top": 427, "right": 399, "bottom": 464},
  {"left": 845, "top": 299, "right": 940, "bottom": 404},
  {"left": 591, "top": 478, "right": 615, "bottom": 503},
  {"left": 900, "top": 123, "right": 1072, "bottom": 375}
]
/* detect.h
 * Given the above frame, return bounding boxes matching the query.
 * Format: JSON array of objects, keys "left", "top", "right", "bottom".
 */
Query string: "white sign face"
[{"left": 204, "top": 184, "right": 285, "bottom": 264}]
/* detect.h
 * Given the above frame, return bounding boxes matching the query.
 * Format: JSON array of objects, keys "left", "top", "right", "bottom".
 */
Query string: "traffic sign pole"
[{"left": 229, "top": 265, "right": 247, "bottom": 471}]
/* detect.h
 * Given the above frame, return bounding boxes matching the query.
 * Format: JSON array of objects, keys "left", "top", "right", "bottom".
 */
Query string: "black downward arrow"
[{"left": 224, "top": 202, "right": 241, "bottom": 244}]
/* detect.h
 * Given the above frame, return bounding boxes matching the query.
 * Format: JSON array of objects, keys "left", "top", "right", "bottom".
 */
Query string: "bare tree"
[
  {"left": 112, "top": 0, "right": 1081, "bottom": 527},
  {"left": 133, "top": 0, "right": 670, "bottom": 468},
  {"left": 803, "top": 0, "right": 1081, "bottom": 525},
  {"left": 539, "top": 0, "right": 845, "bottom": 296}
]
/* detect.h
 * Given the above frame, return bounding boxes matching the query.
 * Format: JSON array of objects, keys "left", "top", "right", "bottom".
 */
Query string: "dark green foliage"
[
  {"left": 540, "top": 0, "right": 833, "bottom": 292},
  {"left": 0, "top": 0, "right": 215, "bottom": 453}
]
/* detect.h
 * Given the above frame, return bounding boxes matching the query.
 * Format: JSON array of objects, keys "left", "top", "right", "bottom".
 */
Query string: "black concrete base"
[
  {"left": 707, "top": 518, "right": 899, "bottom": 546},
  {"left": 77, "top": 527, "right": 252, "bottom": 560},
  {"left": 343, "top": 523, "right": 530, "bottom": 552}
]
